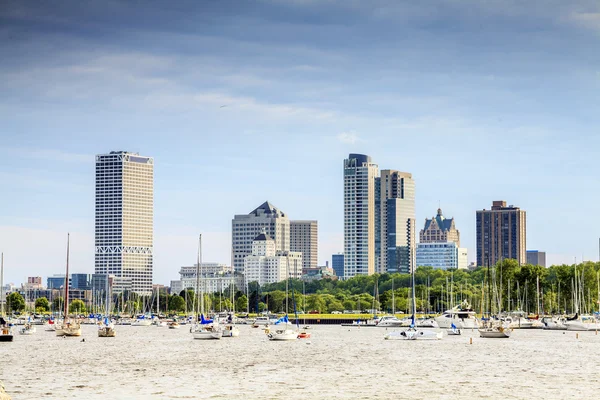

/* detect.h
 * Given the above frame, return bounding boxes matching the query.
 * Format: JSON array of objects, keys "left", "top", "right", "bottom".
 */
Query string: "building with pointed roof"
[
  {"left": 244, "top": 233, "right": 302, "bottom": 285},
  {"left": 232, "top": 201, "right": 290, "bottom": 274},
  {"left": 419, "top": 208, "right": 460, "bottom": 246}
]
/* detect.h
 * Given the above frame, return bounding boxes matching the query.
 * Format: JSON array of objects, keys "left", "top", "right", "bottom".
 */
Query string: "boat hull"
[
  {"left": 222, "top": 325, "right": 240, "bottom": 337},
  {"left": 193, "top": 331, "right": 222, "bottom": 340},
  {"left": 98, "top": 327, "right": 116, "bottom": 337},
  {"left": 268, "top": 329, "right": 298, "bottom": 341},
  {"left": 479, "top": 329, "right": 511, "bottom": 338},
  {"left": 384, "top": 328, "right": 442, "bottom": 340}
]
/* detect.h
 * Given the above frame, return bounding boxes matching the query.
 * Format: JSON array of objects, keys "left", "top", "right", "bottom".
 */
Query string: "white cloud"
[{"left": 336, "top": 132, "right": 361, "bottom": 144}]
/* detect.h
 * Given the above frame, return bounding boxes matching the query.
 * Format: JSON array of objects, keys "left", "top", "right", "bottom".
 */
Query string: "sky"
[{"left": 0, "top": 0, "right": 599, "bottom": 285}]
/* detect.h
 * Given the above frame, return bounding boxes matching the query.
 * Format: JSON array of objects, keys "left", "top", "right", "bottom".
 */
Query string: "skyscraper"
[
  {"left": 343, "top": 154, "right": 378, "bottom": 278},
  {"left": 290, "top": 220, "right": 318, "bottom": 271},
  {"left": 95, "top": 151, "right": 154, "bottom": 295},
  {"left": 416, "top": 208, "right": 467, "bottom": 270},
  {"left": 380, "top": 170, "right": 416, "bottom": 273},
  {"left": 332, "top": 253, "right": 344, "bottom": 278},
  {"left": 526, "top": 250, "right": 546, "bottom": 267},
  {"left": 231, "top": 201, "right": 290, "bottom": 274},
  {"left": 476, "top": 200, "right": 526, "bottom": 267}
]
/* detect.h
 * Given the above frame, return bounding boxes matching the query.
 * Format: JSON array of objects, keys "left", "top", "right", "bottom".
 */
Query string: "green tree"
[
  {"left": 69, "top": 299, "right": 86, "bottom": 314},
  {"left": 168, "top": 295, "right": 186, "bottom": 312},
  {"left": 52, "top": 297, "right": 64, "bottom": 312},
  {"left": 235, "top": 295, "right": 248, "bottom": 312},
  {"left": 35, "top": 297, "right": 50, "bottom": 312},
  {"left": 7, "top": 292, "right": 25, "bottom": 312}
]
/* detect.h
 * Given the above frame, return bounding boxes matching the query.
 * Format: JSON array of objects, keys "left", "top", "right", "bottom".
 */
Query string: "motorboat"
[
  {"left": 416, "top": 318, "right": 438, "bottom": 328},
  {"left": 252, "top": 316, "right": 270, "bottom": 327},
  {"left": 297, "top": 331, "right": 311, "bottom": 339},
  {"left": 376, "top": 315, "right": 403, "bottom": 327},
  {"left": 435, "top": 301, "right": 479, "bottom": 329}
]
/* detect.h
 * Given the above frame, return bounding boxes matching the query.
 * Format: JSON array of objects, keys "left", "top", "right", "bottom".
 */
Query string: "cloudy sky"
[{"left": 1, "top": 0, "right": 599, "bottom": 285}]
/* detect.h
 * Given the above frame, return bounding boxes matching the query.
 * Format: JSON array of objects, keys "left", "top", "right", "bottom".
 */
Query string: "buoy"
[
  {"left": 469, "top": 337, "right": 473, "bottom": 345},
  {"left": 576, "top": 333, "right": 579, "bottom": 339},
  {"left": 81, "top": 338, "right": 85, "bottom": 342}
]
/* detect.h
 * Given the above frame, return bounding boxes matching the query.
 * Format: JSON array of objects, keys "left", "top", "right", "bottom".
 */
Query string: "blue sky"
[{"left": 1, "top": 0, "right": 599, "bottom": 285}]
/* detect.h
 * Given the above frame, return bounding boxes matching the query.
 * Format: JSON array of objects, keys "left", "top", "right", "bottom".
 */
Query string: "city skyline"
[{"left": 2, "top": 1, "right": 600, "bottom": 284}]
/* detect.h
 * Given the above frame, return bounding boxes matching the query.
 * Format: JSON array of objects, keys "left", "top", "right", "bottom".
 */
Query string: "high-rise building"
[
  {"left": 420, "top": 208, "right": 460, "bottom": 246},
  {"left": 95, "top": 151, "right": 154, "bottom": 295},
  {"left": 379, "top": 170, "right": 416, "bottom": 274},
  {"left": 243, "top": 233, "right": 302, "bottom": 285},
  {"left": 232, "top": 201, "right": 290, "bottom": 274},
  {"left": 526, "top": 250, "right": 546, "bottom": 267},
  {"left": 343, "top": 154, "right": 378, "bottom": 278},
  {"left": 332, "top": 253, "right": 344, "bottom": 278},
  {"left": 416, "top": 243, "right": 469, "bottom": 270},
  {"left": 476, "top": 200, "right": 526, "bottom": 267},
  {"left": 290, "top": 220, "right": 318, "bottom": 271}
]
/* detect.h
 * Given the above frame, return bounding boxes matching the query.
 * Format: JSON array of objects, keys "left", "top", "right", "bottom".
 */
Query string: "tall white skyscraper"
[
  {"left": 290, "top": 220, "right": 318, "bottom": 271},
  {"left": 95, "top": 151, "right": 154, "bottom": 295},
  {"left": 231, "top": 201, "right": 290, "bottom": 274},
  {"left": 380, "top": 170, "right": 416, "bottom": 273},
  {"left": 343, "top": 154, "right": 378, "bottom": 278}
]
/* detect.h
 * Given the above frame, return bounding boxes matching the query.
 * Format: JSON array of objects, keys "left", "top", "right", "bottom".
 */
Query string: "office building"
[
  {"left": 476, "top": 200, "right": 526, "bottom": 267},
  {"left": 527, "top": 250, "right": 546, "bottom": 267},
  {"left": 343, "top": 154, "right": 378, "bottom": 278},
  {"left": 232, "top": 201, "right": 290, "bottom": 274},
  {"left": 416, "top": 243, "right": 468, "bottom": 270},
  {"left": 95, "top": 151, "right": 154, "bottom": 295},
  {"left": 332, "top": 253, "right": 344, "bottom": 278},
  {"left": 243, "top": 232, "right": 302, "bottom": 285},
  {"left": 420, "top": 208, "right": 460, "bottom": 246},
  {"left": 380, "top": 170, "right": 416, "bottom": 274},
  {"left": 290, "top": 220, "right": 318, "bottom": 270}
]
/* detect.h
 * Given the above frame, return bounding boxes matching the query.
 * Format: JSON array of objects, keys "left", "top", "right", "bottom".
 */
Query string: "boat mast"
[
  {"left": 391, "top": 277, "right": 395, "bottom": 315},
  {"left": 195, "top": 234, "right": 201, "bottom": 320},
  {"left": 1, "top": 252, "right": 4, "bottom": 317},
  {"left": 410, "top": 265, "right": 416, "bottom": 327},
  {"left": 64, "top": 233, "right": 70, "bottom": 319}
]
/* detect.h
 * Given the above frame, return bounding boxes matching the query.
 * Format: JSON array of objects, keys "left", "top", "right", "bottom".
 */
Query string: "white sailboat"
[
  {"left": 98, "top": 274, "right": 115, "bottom": 337},
  {"left": 222, "top": 276, "right": 240, "bottom": 338},
  {"left": 478, "top": 258, "right": 511, "bottom": 339},
  {"left": 19, "top": 316, "right": 36, "bottom": 335},
  {"left": 55, "top": 234, "right": 82, "bottom": 337},
  {"left": 268, "top": 255, "right": 299, "bottom": 341},
  {"left": 191, "top": 234, "right": 222, "bottom": 340},
  {"left": 384, "top": 266, "right": 442, "bottom": 340},
  {"left": 0, "top": 253, "right": 14, "bottom": 342}
]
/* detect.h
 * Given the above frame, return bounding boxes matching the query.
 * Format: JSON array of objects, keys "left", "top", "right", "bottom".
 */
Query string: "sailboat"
[
  {"left": 98, "top": 273, "right": 116, "bottom": 337},
  {"left": 191, "top": 234, "right": 222, "bottom": 340},
  {"left": 268, "top": 255, "right": 299, "bottom": 341},
  {"left": 222, "top": 276, "right": 240, "bottom": 338},
  {"left": 384, "top": 265, "right": 442, "bottom": 340},
  {"left": 0, "top": 253, "right": 14, "bottom": 342},
  {"left": 478, "top": 257, "right": 511, "bottom": 338},
  {"left": 55, "top": 234, "right": 82, "bottom": 337}
]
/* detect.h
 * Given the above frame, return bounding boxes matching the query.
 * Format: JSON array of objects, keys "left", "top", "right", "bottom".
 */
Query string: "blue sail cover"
[
  {"left": 275, "top": 315, "right": 289, "bottom": 325},
  {"left": 200, "top": 314, "right": 213, "bottom": 324},
  {"left": 104, "top": 317, "right": 110, "bottom": 325}
]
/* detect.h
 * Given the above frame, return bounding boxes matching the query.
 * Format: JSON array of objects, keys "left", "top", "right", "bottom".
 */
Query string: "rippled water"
[{"left": 1, "top": 324, "right": 599, "bottom": 399}]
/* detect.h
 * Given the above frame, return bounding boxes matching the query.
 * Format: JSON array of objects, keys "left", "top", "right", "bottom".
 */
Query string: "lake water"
[{"left": 1, "top": 324, "right": 599, "bottom": 399}]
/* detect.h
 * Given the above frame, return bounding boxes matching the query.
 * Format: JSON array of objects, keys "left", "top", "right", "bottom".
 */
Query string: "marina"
[{"left": 1, "top": 323, "right": 600, "bottom": 399}]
